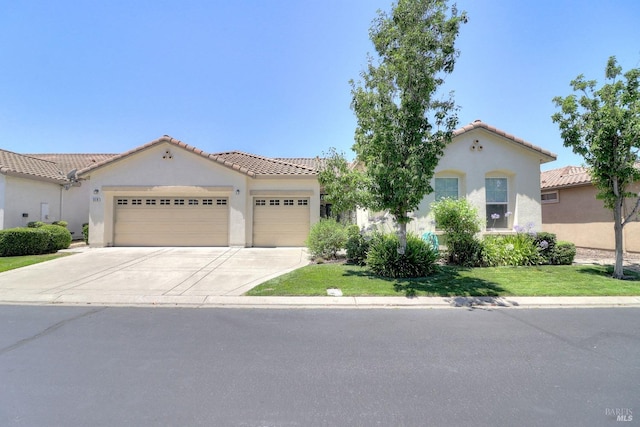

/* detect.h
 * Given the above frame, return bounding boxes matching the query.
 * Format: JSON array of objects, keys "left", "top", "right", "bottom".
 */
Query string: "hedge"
[
  {"left": 41, "top": 224, "right": 72, "bottom": 251},
  {"left": 0, "top": 224, "right": 72, "bottom": 256},
  {"left": 0, "top": 228, "right": 51, "bottom": 256}
]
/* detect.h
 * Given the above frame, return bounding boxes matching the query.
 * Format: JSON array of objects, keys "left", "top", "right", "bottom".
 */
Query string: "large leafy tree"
[
  {"left": 317, "top": 148, "right": 370, "bottom": 218},
  {"left": 552, "top": 56, "right": 640, "bottom": 279},
  {"left": 350, "top": 0, "right": 467, "bottom": 253}
]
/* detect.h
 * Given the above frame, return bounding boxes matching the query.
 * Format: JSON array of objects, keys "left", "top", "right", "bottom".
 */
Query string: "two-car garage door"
[
  {"left": 113, "top": 195, "right": 311, "bottom": 247},
  {"left": 114, "top": 197, "right": 229, "bottom": 246}
]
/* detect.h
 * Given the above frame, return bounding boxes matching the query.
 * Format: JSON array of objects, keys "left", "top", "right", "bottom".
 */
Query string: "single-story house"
[
  {"left": 22, "top": 153, "right": 117, "bottom": 239},
  {"left": 3, "top": 120, "right": 556, "bottom": 248},
  {"left": 0, "top": 150, "right": 69, "bottom": 231},
  {"left": 541, "top": 165, "right": 640, "bottom": 252},
  {"left": 2, "top": 139, "right": 324, "bottom": 248},
  {"left": 75, "top": 136, "right": 321, "bottom": 247},
  {"left": 356, "top": 120, "right": 557, "bottom": 235}
]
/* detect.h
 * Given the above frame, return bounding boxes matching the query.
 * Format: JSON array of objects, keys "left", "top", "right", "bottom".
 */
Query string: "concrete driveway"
[{"left": 0, "top": 247, "right": 309, "bottom": 305}]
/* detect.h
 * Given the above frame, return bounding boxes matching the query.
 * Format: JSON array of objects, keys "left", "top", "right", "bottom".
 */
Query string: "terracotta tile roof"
[
  {"left": 455, "top": 120, "right": 557, "bottom": 163},
  {"left": 541, "top": 165, "right": 591, "bottom": 190},
  {"left": 0, "top": 149, "right": 67, "bottom": 183},
  {"left": 27, "top": 153, "right": 118, "bottom": 175},
  {"left": 274, "top": 157, "right": 326, "bottom": 171},
  {"left": 211, "top": 152, "right": 317, "bottom": 177},
  {"left": 76, "top": 136, "right": 317, "bottom": 178}
]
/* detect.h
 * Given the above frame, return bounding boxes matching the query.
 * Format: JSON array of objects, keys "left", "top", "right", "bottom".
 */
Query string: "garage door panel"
[
  {"left": 253, "top": 198, "right": 310, "bottom": 247},
  {"left": 114, "top": 197, "right": 229, "bottom": 246}
]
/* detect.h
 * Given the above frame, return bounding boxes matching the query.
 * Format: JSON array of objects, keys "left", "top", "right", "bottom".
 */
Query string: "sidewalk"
[{"left": 1, "top": 246, "right": 639, "bottom": 309}]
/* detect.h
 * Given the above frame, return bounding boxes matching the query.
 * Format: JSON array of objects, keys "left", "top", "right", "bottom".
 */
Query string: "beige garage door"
[
  {"left": 253, "top": 197, "right": 310, "bottom": 247},
  {"left": 114, "top": 197, "right": 229, "bottom": 246}
]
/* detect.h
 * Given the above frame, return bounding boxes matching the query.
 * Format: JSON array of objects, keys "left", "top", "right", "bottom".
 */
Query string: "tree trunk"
[
  {"left": 397, "top": 222, "right": 407, "bottom": 255},
  {"left": 613, "top": 198, "right": 625, "bottom": 279}
]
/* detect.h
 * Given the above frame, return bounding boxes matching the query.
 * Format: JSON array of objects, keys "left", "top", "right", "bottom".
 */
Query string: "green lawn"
[
  {"left": 0, "top": 253, "right": 73, "bottom": 273},
  {"left": 247, "top": 263, "right": 640, "bottom": 297}
]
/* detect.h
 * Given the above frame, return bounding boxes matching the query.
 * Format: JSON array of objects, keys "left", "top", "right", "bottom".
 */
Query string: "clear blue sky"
[{"left": 1, "top": 0, "right": 639, "bottom": 171}]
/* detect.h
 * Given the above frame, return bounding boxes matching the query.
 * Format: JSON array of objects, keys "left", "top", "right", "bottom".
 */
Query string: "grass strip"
[
  {"left": 0, "top": 253, "right": 73, "bottom": 273},
  {"left": 247, "top": 263, "right": 640, "bottom": 297}
]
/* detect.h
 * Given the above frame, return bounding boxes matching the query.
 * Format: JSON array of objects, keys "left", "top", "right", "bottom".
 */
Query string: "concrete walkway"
[{"left": 0, "top": 246, "right": 639, "bottom": 309}]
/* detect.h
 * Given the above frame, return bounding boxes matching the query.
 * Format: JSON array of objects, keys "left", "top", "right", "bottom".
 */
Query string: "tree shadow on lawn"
[
  {"left": 342, "top": 266, "right": 520, "bottom": 308},
  {"left": 576, "top": 265, "right": 640, "bottom": 280}
]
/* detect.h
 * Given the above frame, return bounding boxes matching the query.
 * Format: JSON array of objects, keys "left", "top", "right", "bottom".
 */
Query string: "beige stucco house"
[
  {"left": 3, "top": 122, "right": 556, "bottom": 248},
  {"left": 541, "top": 165, "right": 640, "bottom": 252},
  {"left": 2, "top": 138, "right": 321, "bottom": 247},
  {"left": 76, "top": 136, "right": 321, "bottom": 247},
  {"left": 357, "top": 120, "right": 557, "bottom": 235},
  {"left": 0, "top": 150, "right": 68, "bottom": 231}
]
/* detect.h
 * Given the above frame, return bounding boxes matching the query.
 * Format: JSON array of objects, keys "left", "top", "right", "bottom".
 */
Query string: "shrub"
[
  {"left": 305, "top": 219, "right": 347, "bottom": 259},
  {"left": 52, "top": 220, "right": 69, "bottom": 228},
  {"left": 532, "top": 231, "right": 557, "bottom": 264},
  {"left": 345, "top": 225, "right": 370, "bottom": 265},
  {"left": 27, "top": 221, "right": 46, "bottom": 228},
  {"left": 0, "top": 228, "right": 50, "bottom": 256},
  {"left": 483, "top": 233, "right": 540, "bottom": 266},
  {"left": 82, "top": 223, "right": 89, "bottom": 244},
  {"left": 41, "top": 224, "right": 72, "bottom": 252},
  {"left": 550, "top": 241, "right": 576, "bottom": 265},
  {"left": 431, "top": 198, "right": 483, "bottom": 266},
  {"left": 366, "top": 233, "right": 438, "bottom": 278},
  {"left": 447, "top": 233, "right": 485, "bottom": 267}
]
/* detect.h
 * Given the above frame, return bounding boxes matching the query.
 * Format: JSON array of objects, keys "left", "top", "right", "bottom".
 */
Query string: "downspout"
[{"left": 60, "top": 185, "right": 64, "bottom": 222}]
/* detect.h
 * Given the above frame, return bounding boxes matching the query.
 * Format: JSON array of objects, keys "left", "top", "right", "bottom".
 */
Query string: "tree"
[
  {"left": 317, "top": 148, "right": 370, "bottom": 219},
  {"left": 552, "top": 56, "right": 640, "bottom": 279},
  {"left": 350, "top": 0, "right": 467, "bottom": 253}
]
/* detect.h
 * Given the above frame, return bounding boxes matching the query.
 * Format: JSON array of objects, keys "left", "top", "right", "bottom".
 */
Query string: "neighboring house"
[
  {"left": 76, "top": 136, "right": 320, "bottom": 247},
  {"left": 27, "top": 153, "right": 117, "bottom": 238},
  {"left": 541, "top": 165, "right": 640, "bottom": 252},
  {"left": 356, "top": 120, "right": 557, "bottom": 235},
  {"left": 0, "top": 149, "right": 68, "bottom": 231}
]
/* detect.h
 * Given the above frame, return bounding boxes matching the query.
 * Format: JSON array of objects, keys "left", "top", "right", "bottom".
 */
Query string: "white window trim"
[{"left": 486, "top": 177, "right": 510, "bottom": 229}]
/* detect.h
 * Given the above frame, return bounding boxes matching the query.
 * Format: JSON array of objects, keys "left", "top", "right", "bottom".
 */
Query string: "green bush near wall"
[
  {"left": 82, "top": 223, "right": 89, "bottom": 244},
  {"left": 0, "top": 228, "right": 51, "bottom": 256},
  {"left": 41, "top": 224, "right": 72, "bottom": 251},
  {"left": 0, "top": 222, "right": 72, "bottom": 257}
]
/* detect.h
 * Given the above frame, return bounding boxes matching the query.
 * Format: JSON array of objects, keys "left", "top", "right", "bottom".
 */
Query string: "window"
[
  {"left": 284, "top": 199, "right": 294, "bottom": 206},
  {"left": 174, "top": 199, "right": 185, "bottom": 205},
  {"left": 145, "top": 199, "right": 156, "bottom": 205},
  {"left": 255, "top": 199, "right": 266, "bottom": 206},
  {"left": 434, "top": 178, "right": 458, "bottom": 200},
  {"left": 486, "top": 178, "right": 508, "bottom": 228},
  {"left": 298, "top": 199, "right": 308, "bottom": 206},
  {"left": 188, "top": 199, "right": 199, "bottom": 205},
  {"left": 160, "top": 199, "right": 171, "bottom": 205},
  {"left": 202, "top": 199, "right": 213, "bottom": 205},
  {"left": 269, "top": 199, "right": 280, "bottom": 206},
  {"left": 216, "top": 199, "right": 227, "bottom": 205},
  {"left": 131, "top": 199, "right": 142, "bottom": 205},
  {"left": 541, "top": 191, "right": 559, "bottom": 204},
  {"left": 116, "top": 199, "right": 128, "bottom": 205}
]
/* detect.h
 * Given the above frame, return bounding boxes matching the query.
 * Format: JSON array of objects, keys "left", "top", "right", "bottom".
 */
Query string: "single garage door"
[
  {"left": 253, "top": 197, "right": 310, "bottom": 246},
  {"left": 114, "top": 197, "right": 229, "bottom": 246}
]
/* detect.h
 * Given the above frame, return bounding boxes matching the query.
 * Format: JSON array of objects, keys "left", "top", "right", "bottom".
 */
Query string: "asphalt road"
[{"left": 1, "top": 306, "right": 638, "bottom": 426}]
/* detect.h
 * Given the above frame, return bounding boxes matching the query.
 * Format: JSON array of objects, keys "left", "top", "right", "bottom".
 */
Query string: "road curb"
[{"left": 2, "top": 295, "right": 640, "bottom": 309}]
